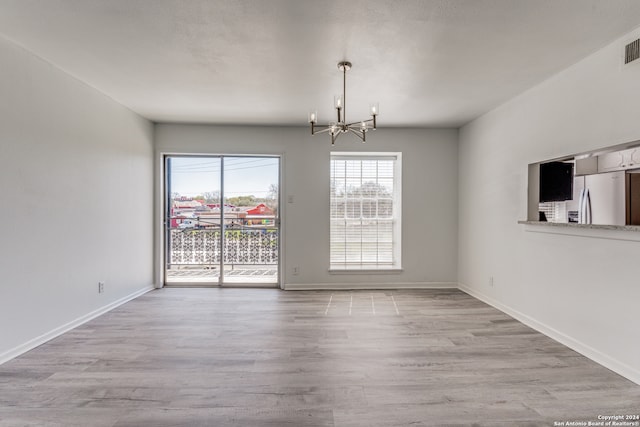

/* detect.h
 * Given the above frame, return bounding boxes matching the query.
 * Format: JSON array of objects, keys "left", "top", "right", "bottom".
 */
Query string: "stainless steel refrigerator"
[{"left": 574, "top": 171, "right": 626, "bottom": 225}]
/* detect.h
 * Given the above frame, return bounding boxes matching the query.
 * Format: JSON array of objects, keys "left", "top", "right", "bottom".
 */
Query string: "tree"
[
  {"left": 226, "top": 195, "right": 257, "bottom": 207},
  {"left": 266, "top": 183, "right": 279, "bottom": 215},
  {"left": 267, "top": 183, "right": 278, "bottom": 201},
  {"left": 347, "top": 181, "right": 391, "bottom": 198},
  {"left": 202, "top": 191, "right": 220, "bottom": 203},
  {"left": 332, "top": 181, "right": 393, "bottom": 219}
]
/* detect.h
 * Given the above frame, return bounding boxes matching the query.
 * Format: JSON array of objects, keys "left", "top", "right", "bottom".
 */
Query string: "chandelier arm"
[
  {"left": 347, "top": 128, "right": 365, "bottom": 141},
  {"left": 345, "top": 118, "right": 374, "bottom": 127},
  {"left": 311, "top": 126, "right": 334, "bottom": 135}
]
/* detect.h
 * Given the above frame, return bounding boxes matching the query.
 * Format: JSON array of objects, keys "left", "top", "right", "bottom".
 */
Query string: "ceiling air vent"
[{"left": 625, "top": 39, "right": 640, "bottom": 64}]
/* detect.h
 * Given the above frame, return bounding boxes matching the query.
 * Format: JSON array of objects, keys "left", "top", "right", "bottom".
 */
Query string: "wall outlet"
[
  {"left": 292, "top": 266, "right": 299, "bottom": 276},
  {"left": 489, "top": 276, "right": 494, "bottom": 287},
  {"left": 98, "top": 282, "right": 105, "bottom": 293}
]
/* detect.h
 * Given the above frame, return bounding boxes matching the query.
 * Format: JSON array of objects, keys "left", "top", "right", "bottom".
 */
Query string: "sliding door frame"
[{"left": 158, "top": 152, "right": 283, "bottom": 288}]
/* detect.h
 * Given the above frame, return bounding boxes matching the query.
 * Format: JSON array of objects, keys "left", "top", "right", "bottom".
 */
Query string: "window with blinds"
[{"left": 330, "top": 152, "right": 402, "bottom": 270}]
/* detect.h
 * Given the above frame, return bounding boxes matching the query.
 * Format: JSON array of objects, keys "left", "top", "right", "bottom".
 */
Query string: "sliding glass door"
[
  {"left": 165, "top": 155, "right": 279, "bottom": 286},
  {"left": 221, "top": 157, "right": 279, "bottom": 283}
]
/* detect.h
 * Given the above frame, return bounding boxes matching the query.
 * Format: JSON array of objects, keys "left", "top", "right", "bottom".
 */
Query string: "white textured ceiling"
[{"left": 1, "top": 0, "right": 640, "bottom": 127}]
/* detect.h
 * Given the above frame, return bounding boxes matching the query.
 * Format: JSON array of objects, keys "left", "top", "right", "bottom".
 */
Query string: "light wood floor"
[{"left": 1, "top": 289, "right": 638, "bottom": 426}]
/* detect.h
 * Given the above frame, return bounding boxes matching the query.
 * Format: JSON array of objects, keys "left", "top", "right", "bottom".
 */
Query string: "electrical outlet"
[
  {"left": 489, "top": 276, "right": 494, "bottom": 287},
  {"left": 292, "top": 266, "right": 299, "bottom": 276},
  {"left": 98, "top": 282, "right": 105, "bottom": 293}
]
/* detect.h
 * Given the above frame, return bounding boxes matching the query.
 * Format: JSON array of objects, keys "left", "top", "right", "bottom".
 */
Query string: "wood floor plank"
[{"left": 0, "top": 288, "right": 638, "bottom": 426}]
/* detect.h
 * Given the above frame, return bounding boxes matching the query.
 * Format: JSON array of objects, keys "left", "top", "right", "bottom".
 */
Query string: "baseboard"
[
  {"left": 458, "top": 283, "right": 640, "bottom": 386},
  {"left": 0, "top": 285, "right": 154, "bottom": 366},
  {"left": 283, "top": 282, "right": 458, "bottom": 290}
]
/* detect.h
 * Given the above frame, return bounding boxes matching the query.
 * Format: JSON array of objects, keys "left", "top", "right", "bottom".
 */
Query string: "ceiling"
[{"left": 1, "top": 0, "right": 640, "bottom": 127}]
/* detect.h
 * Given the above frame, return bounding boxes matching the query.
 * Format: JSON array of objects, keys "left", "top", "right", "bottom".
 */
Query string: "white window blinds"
[{"left": 330, "top": 153, "right": 402, "bottom": 270}]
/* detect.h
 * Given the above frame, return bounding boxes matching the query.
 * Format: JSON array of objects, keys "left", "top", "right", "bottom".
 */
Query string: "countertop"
[{"left": 518, "top": 220, "right": 640, "bottom": 232}]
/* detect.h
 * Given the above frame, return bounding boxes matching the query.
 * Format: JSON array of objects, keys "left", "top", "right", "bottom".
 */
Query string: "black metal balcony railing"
[{"left": 169, "top": 229, "right": 278, "bottom": 265}]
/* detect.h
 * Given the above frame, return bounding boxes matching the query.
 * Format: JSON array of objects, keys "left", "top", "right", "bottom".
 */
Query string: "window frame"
[{"left": 329, "top": 152, "right": 402, "bottom": 272}]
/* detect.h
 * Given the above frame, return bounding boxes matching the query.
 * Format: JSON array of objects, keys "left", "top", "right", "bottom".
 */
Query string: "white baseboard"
[
  {"left": 283, "top": 282, "right": 458, "bottom": 290},
  {"left": 0, "top": 285, "right": 154, "bottom": 366},
  {"left": 458, "top": 283, "right": 640, "bottom": 386}
]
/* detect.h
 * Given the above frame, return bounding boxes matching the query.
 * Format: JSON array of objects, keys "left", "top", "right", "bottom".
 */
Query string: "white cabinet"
[
  {"left": 621, "top": 148, "right": 639, "bottom": 169},
  {"left": 597, "top": 151, "right": 623, "bottom": 172},
  {"left": 597, "top": 148, "right": 639, "bottom": 173},
  {"left": 631, "top": 149, "right": 640, "bottom": 167},
  {"left": 575, "top": 157, "right": 598, "bottom": 176}
]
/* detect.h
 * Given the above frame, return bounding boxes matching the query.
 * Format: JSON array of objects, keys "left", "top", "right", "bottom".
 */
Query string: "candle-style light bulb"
[
  {"left": 370, "top": 102, "right": 379, "bottom": 116},
  {"left": 329, "top": 121, "right": 337, "bottom": 134},
  {"left": 308, "top": 111, "right": 317, "bottom": 124},
  {"left": 334, "top": 95, "right": 343, "bottom": 110},
  {"left": 360, "top": 121, "right": 367, "bottom": 131}
]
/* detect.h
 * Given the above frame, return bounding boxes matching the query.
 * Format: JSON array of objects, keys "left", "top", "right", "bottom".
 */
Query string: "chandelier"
[{"left": 308, "top": 61, "right": 378, "bottom": 145}]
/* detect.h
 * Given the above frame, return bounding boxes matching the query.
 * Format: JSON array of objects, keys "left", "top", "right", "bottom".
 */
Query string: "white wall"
[
  {"left": 155, "top": 124, "right": 458, "bottom": 289},
  {"left": 459, "top": 27, "right": 640, "bottom": 383},
  {"left": 0, "top": 36, "right": 154, "bottom": 361}
]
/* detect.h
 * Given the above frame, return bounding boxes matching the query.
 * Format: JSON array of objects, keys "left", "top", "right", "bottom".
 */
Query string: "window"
[{"left": 330, "top": 152, "right": 402, "bottom": 270}]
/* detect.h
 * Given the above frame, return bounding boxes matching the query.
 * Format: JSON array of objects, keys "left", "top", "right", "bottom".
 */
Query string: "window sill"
[{"left": 328, "top": 268, "right": 403, "bottom": 275}]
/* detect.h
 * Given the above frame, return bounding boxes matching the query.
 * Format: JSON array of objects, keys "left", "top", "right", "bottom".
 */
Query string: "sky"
[{"left": 169, "top": 156, "right": 279, "bottom": 198}]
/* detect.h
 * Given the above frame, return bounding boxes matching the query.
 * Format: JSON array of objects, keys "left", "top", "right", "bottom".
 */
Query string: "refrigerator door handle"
[
  {"left": 585, "top": 188, "right": 592, "bottom": 224},
  {"left": 578, "top": 188, "right": 585, "bottom": 224}
]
